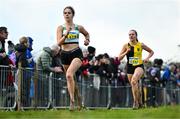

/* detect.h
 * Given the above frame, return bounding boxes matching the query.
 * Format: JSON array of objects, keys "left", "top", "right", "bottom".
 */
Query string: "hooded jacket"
[{"left": 36, "top": 47, "right": 53, "bottom": 73}]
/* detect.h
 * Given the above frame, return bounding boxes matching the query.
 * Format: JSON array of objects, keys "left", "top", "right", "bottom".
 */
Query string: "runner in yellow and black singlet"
[{"left": 118, "top": 29, "right": 154, "bottom": 109}]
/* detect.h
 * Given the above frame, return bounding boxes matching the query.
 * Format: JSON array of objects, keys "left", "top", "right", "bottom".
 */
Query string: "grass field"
[{"left": 0, "top": 105, "right": 180, "bottom": 119}]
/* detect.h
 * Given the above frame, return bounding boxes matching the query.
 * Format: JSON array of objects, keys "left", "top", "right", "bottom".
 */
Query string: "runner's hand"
[
  {"left": 143, "top": 58, "right": 149, "bottom": 63},
  {"left": 64, "top": 27, "right": 72, "bottom": 37},
  {"left": 84, "top": 39, "right": 89, "bottom": 46}
]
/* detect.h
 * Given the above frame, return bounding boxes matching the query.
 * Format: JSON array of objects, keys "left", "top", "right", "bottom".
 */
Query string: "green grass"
[{"left": 0, "top": 105, "right": 180, "bottom": 119}]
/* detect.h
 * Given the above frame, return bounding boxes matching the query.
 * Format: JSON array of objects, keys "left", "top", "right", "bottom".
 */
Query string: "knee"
[
  {"left": 66, "top": 72, "right": 73, "bottom": 81},
  {"left": 131, "top": 79, "right": 138, "bottom": 86}
]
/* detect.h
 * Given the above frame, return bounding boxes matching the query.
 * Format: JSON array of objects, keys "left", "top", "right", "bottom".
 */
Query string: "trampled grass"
[{"left": 0, "top": 105, "right": 179, "bottom": 119}]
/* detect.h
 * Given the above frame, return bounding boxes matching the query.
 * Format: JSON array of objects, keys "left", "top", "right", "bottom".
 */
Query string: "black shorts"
[
  {"left": 61, "top": 47, "right": 83, "bottom": 65},
  {"left": 127, "top": 64, "right": 144, "bottom": 74}
]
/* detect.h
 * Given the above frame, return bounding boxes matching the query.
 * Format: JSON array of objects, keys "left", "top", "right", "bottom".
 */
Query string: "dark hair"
[
  {"left": 95, "top": 54, "right": 103, "bottom": 61},
  {"left": 130, "top": 29, "right": 138, "bottom": 41},
  {"left": 8, "top": 40, "right": 14, "bottom": 45},
  {"left": 0, "top": 26, "right": 7, "bottom": 33},
  {"left": 157, "top": 59, "right": 163, "bottom": 66},
  {"left": 153, "top": 58, "right": 163, "bottom": 67},
  {"left": 103, "top": 53, "right": 109, "bottom": 58},
  {"left": 88, "top": 46, "right": 96, "bottom": 54},
  {"left": 63, "top": 6, "right": 75, "bottom": 16}
]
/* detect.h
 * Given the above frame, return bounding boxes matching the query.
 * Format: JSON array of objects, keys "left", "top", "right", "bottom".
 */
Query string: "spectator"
[
  {"left": 36, "top": 44, "right": 63, "bottom": 106},
  {"left": 15, "top": 37, "right": 28, "bottom": 68},
  {"left": 0, "top": 28, "right": 14, "bottom": 89},
  {"left": 15, "top": 36, "right": 34, "bottom": 107},
  {"left": 87, "top": 46, "right": 96, "bottom": 61},
  {"left": 26, "top": 37, "right": 35, "bottom": 103},
  {"left": 26, "top": 37, "right": 35, "bottom": 68},
  {"left": 0, "top": 26, "right": 8, "bottom": 51},
  {"left": 7, "top": 40, "right": 16, "bottom": 66},
  {"left": 36, "top": 44, "right": 63, "bottom": 74},
  {"left": 161, "top": 63, "right": 176, "bottom": 86},
  {"left": 80, "top": 48, "right": 90, "bottom": 77},
  {"left": 0, "top": 26, "right": 9, "bottom": 65},
  {"left": 147, "top": 58, "right": 163, "bottom": 107}
]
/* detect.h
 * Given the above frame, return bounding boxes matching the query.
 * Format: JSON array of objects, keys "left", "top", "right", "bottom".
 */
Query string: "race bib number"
[
  {"left": 129, "top": 57, "right": 139, "bottom": 65},
  {"left": 67, "top": 33, "right": 78, "bottom": 39}
]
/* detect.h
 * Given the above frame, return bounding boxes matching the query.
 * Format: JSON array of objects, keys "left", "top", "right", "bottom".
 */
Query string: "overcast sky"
[{"left": 1, "top": 0, "right": 180, "bottom": 62}]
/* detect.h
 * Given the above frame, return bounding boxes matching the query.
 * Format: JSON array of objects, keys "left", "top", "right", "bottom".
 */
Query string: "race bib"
[
  {"left": 129, "top": 57, "right": 139, "bottom": 65},
  {"left": 67, "top": 32, "right": 78, "bottom": 39}
]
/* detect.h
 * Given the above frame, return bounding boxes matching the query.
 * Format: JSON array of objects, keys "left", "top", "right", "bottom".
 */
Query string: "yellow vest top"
[{"left": 126, "top": 42, "right": 143, "bottom": 66}]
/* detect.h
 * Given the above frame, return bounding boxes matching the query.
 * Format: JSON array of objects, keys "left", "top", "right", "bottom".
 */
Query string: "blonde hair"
[{"left": 19, "top": 36, "right": 28, "bottom": 44}]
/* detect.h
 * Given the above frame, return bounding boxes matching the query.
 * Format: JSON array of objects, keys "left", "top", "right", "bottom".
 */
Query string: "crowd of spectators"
[{"left": 0, "top": 26, "right": 180, "bottom": 108}]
